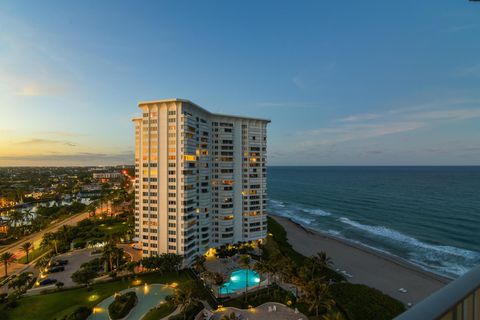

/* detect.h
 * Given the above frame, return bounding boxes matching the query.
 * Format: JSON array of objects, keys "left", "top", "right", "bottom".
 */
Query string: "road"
[{"left": 0, "top": 211, "right": 91, "bottom": 277}]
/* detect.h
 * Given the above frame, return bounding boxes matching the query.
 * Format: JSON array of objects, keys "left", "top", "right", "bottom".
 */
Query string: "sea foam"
[{"left": 339, "top": 217, "right": 480, "bottom": 276}]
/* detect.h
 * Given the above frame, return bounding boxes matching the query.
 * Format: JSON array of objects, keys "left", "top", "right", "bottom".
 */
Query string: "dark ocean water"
[{"left": 267, "top": 166, "right": 480, "bottom": 278}]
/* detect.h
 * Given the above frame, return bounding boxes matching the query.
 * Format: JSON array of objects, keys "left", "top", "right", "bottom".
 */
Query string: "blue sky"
[{"left": 0, "top": 1, "right": 479, "bottom": 166}]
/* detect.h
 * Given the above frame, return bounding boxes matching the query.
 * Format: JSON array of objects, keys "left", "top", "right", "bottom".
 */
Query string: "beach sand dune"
[{"left": 271, "top": 215, "right": 450, "bottom": 305}]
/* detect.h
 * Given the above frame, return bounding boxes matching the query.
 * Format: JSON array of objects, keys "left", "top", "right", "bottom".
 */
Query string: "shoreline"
[
  {"left": 270, "top": 214, "right": 450, "bottom": 305},
  {"left": 281, "top": 215, "right": 452, "bottom": 282}
]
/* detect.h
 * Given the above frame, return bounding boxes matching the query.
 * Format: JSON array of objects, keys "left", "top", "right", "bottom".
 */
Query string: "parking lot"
[{"left": 36, "top": 248, "right": 100, "bottom": 288}]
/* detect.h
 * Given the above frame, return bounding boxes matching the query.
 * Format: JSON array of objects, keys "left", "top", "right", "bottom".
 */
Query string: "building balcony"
[{"left": 395, "top": 265, "right": 480, "bottom": 320}]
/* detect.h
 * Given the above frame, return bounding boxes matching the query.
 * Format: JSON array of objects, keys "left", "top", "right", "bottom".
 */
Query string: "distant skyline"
[{"left": 1, "top": 1, "right": 479, "bottom": 166}]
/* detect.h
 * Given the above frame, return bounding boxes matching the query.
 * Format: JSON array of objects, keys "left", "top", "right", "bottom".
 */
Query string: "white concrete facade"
[{"left": 133, "top": 99, "right": 269, "bottom": 263}]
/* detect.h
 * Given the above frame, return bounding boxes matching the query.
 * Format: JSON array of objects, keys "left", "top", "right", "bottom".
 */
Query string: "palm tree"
[
  {"left": 253, "top": 259, "right": 273, "bottom": 290},
  {"left": 278, "top": 256, "right": 295, "bottom": 283},
  {"left": 41, "top": 232, "right": 58, "bottom": 254},
  {"left": 20, "top": 242, "right": 33, "bottom": 263},
  {"left": 123, "top": 261, "right": 138, "bottom": 277},
  {"left": 174, "top": 282, "right": 195, "bottom": 320},
  {"left": 299, "top": 280, "right": 335, "bottom": 318},
  {"left": 309, "top": 251, "right": 333, "bottom": 279},
  {"left": 238, "top": 254, "right": 252, "bottom": 302},
  {"left": 192, "top": 255, "right": 206, "bottom": 274},
  {"left": 7, "top": 210, "right": 25, "bottom": 237},
  {"left": 102, "top": 243, "right": 117, "bottom": 271},
  {"left": 23, "top": 208, "right": 34, "bottom": 223},
  {"left": 322, "top": 311, "right": 345, "bottom": 320},
  {"left": 0, "top": 252, "right": 16, "bottom": 277},
  {"left": 58, "top": 225, "right": 71, "bottom": 247},
  {"left": 205, "top": 271, "right": 224, "bottom": 296}
]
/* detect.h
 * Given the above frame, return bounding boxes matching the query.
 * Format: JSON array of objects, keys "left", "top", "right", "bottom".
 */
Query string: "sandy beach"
[{"left": 271, "top": 215, "right": 451, "bottom": 305}]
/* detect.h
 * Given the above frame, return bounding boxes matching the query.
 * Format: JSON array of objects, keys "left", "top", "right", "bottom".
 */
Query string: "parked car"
[
  {"left": 47, "top": 266, "right": 65, "bottom": 273},
  {"left": 39, "top": 278, "right": 57, "bottom": 286}
]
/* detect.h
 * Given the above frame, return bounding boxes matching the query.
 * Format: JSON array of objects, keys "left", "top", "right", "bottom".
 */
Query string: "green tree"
[
  {"left": 8, "top": 272, "right": 31, "bottom": 291},
  {"left": 7, "top": 210, "right": 24, "bottom": 237},
  {"left": 71, "top": 267, "right": 97, "bottom": 288},
  {"left": 299, "top": 280, "right": 335, "bottom": 318},
  {"left": 122, "top": 261, "right": 138, "bottom": 276},
  {"left": 41, "top": 232, "right": 58, "bottom": 254},
  {"left": 174, "top": 280, "right": 201, "bottom": 320},
  {"left": 23, "top": 208, "right": 34, "bottom": 223},
  {"left": 206, "top": 271, "right": 224, "bottom": 296},
  {"left": 20, "top": 241, "right": 33, "bottom": 263},
  {"left": 102, "top": 243, "right": 124, "bottom": 271},
  {"left": 253, "top": 259, "right": 274, "bottom": 290},
  {"left": 162, "top": 253, "right": 183, "bottom": 273},
  {"left": 192, "top": 255, "right": 206, "bottom": 274},
  {"left": 308, "top": 251, "right": 333, "bottom": 279},
  {"left": 0, "top": 251, "right": 16, "bottom": 277}
]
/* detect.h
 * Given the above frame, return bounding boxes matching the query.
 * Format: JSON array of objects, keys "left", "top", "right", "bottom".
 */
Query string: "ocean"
[{"left": 267, "top": 166, "right": 480, "bottom": 279}]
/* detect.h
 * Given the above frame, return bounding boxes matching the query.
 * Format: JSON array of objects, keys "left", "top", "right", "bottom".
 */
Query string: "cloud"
[
  {"left": 0, "top": 151, "right": 134, "bottom": 166},
  {"left": 456, "top": 64, "right": 480, "bottom": 77},
  {"left": 17, "top": 83, "right": 69, "bottom": 96},
  {"left": 15, "top": 138, "right": 76, "bottom": 147},
  {"left": 282, "top": 99, "right": 480, "bottom": 163},
  {"left": 338, "top": 113, "right": 380, "bottom": 122},
  {"left": 255, "top": 101, "right": 324, "bottom": 108},
  {"left": 409, "top": 108, "right": 480, "bottom": 121},
  {"left": 38, "top": 131, "right": 85, "bottom": 137},
  {"left": 306, "top": 121, "right": 425, "bottom": 145},
  {"left": 292, "top": 75, "right": 307, "bottom": 90}
]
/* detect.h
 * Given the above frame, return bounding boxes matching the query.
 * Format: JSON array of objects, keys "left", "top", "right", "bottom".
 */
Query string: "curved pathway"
[{"left": 88, "top": 284, "right": 173, "bottom": 320}]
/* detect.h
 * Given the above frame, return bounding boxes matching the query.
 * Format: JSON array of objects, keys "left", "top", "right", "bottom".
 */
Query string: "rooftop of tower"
[{"left": 138, "top": 98, "right": 271, "bottom": 123}]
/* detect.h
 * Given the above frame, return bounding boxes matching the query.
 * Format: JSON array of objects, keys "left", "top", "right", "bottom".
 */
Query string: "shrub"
[
  {"left": 168, "top": 301, "right": 203, "bottom": 320},
  {"left": 330, "top": 283, "right": 405, "bottom": 320},
  {"left": 65, "top": 306, "right": 92, "bottom": 320},
  {"left": 0, "top": 292, "right": 8, "bottom": 304},
  {"left": 108, "top": 291, "right": 138, "bottom": 320},
  {"left": 73, "top": 241, "right": 86, "bottom": 249},
  {"left": 223, "top": 284, "right": 295, "bottom": 309}
]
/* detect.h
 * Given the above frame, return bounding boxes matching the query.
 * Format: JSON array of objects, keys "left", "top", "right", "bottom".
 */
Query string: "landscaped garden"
[
  {"left": 1, "top": 271, "right": 191, "bottom": 320},
  {"left": 1, "top": 214, "right": 406, "bottom": 320},
  {"left": 253, "top": 217, "right": 405, "bottom": 320}
]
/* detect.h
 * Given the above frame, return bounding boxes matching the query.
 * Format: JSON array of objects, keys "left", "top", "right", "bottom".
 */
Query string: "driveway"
[{"left": 36, "top": 248, "right": 100, "bottom": 288}]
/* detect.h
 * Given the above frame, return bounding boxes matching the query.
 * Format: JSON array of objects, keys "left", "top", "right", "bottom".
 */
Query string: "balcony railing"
[{"left": 395, "top": 265, "right": 480, "bottom": 320}]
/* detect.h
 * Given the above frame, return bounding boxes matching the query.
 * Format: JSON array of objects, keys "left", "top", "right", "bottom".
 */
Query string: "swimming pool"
[
  {"left": 219, "top": 269, "right": 261, "bottom": 295},
  {"left": 88, "top": 284, "right": 173, "bottom": 320}
]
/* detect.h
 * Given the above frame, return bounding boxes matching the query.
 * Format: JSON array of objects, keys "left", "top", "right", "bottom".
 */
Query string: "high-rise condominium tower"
[{"left": 133, "top": 99, "right": 269, "bottom": 263}]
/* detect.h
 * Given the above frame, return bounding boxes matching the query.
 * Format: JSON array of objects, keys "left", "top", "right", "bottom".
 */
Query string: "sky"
[{"left": 0, "top": 1, "right": 479, "bottom": 166}]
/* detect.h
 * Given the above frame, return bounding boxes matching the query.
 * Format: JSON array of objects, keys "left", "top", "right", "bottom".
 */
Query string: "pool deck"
[
  {"left": 205, "top": 254, "right": 243, "bottom": 280},
  {"left": 204, "top": 255, "right": 269, "bottom": 298},
  {"left": 210, "top": 302, "right": 307, "bottom": 320}
]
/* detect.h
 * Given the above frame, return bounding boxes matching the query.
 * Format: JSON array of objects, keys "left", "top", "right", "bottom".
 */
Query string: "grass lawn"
[
  {"left": 141, "top": 302, "right": 177, "bottom": 320},
  {"left": 18, "top": 247, "right": 50, "bottom": 264},
  {"left": 98, "top": 221, "right": 128, "bottom": 236},
  {"left": 2, "top": 271, "right": 191, "bottom": 320}
]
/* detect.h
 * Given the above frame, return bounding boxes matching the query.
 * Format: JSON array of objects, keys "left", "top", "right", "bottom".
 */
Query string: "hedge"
[{"left": 108, "top": 291, "right": 138, "bottom": 320}]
